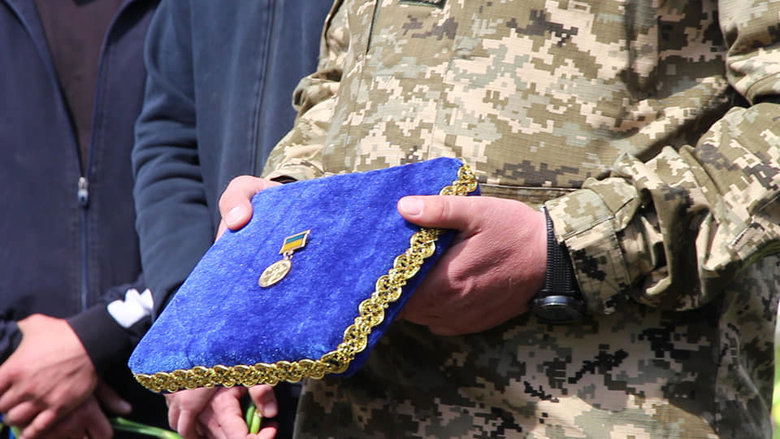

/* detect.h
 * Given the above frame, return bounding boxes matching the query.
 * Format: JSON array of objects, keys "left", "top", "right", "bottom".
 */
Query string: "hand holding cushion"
[{"left": 397, "top": 195, "right": 547, "bottom": 335}]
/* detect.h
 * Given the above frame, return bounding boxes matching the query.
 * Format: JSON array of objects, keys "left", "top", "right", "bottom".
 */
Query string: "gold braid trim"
[{"left": 134, "top": 162, "right": 478, "bottom": 393}]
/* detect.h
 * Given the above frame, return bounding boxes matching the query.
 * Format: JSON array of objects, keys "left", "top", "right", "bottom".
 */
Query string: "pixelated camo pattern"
[{"left": 263, "top": 0, "right": 780, "bottom": 436}]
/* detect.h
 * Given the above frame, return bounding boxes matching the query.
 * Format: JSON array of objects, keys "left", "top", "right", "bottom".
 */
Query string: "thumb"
[
  {"left": 397, "top": 195, "right": 480, "bottom": 233},
  {"left": 94, "top": 381, "right": 132, "bottom": 416},
  {"left": 218, "top": 176, "right": 281, "bottom": 231},
  {"left": 248, "top": 385, "right": 278, "bottom": 418}
]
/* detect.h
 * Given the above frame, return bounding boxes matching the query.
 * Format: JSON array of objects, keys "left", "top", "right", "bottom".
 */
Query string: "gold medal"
[
  {"left": 258, "top": 230, "right": 310, "bottom": 288},
  {"left": 258, "top": 259, "right": 292, "bottom": 287}
]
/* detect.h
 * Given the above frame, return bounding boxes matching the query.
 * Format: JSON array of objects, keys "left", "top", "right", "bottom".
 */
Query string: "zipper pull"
[{"left": 77, "top": 177, "right": 89, "bottom": 207}]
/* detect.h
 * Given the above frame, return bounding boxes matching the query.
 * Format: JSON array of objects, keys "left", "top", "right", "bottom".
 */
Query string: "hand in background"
[
  {"left": 18, "top": 382, "right": 132, "bottom": 439},
  {"left": 0, "top": 314, "right": 124, "bottom": 438},
  {"left": 30, "top": 393, "right": 112, "bottom": 439},
  {"left": 162, "top": 175, "right": 282, "bottom": 438},
  {"left": 396, "top": 195, "right": 547, "bottom": 335},
  {"left": 166, "top": 386, "right": 277, "bottom": 439}
]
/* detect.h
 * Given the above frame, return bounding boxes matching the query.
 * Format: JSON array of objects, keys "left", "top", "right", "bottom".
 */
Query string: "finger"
[
  {"left": 166, "top": 388, "right": 218, "bottom": 438},
  {"left": 30, "top": 398, "right": 110, "bottom": 439},
  {"left": 248, "top": 385, "right": 277, "bottom": 418},
  {"left": 82, "top": 401, "right": 112, "bottom": 439},
  {"left": 94, "top": 381, "right": 131, "bottom": 416},
  {"left": 18, "top": 409, "right": 57, "bottom": 439},
  {"left": 4, "top": 400, "right": 39, "bottom": 426},
  {"left": 0, "top": 381, "right": 21, "bottom": 413},
  {"left": 197, "top": 404, "right": 228, "bottom": 439},
  {"left": 218, "top": 176, "right": 279, "bottom": 231},
  {"left": 24, "top": 414, "right": 72, "bottom": 439},
  {"left": 395, "top": 233, "right": 469, "bottom": 326},
  {"left": 209, "top": 388, "right": 247, "bottom": 438},
  {"left": 215, "top": 409, "right": 249, "bottom": 438},
  {"left": 254, "top": 422, "right": 279, "bottom": 439},
  {"left": 165, "top": 394, "right": 181, "bottom": 432},
  {"left": 177, "top": 409, "right": 205, "bottom": 439},
  {"left": 0, "top": 365, "right": 14, "bottom": 400},
  {"left": 397, "top": 195, "right": 482, "bottom": 234}
]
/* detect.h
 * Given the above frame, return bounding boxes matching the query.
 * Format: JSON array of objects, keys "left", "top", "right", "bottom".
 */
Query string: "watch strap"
[{"left": 532, "top": 208, "right": 584, "bottom": 323}]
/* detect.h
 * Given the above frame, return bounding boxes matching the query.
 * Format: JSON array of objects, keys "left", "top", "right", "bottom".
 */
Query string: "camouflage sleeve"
[
  {"left": 261, "top": 1, "right": 347, "bottom": 181},
  {"left": 546, "top": 0, "right": 780, "bottom": 315}
]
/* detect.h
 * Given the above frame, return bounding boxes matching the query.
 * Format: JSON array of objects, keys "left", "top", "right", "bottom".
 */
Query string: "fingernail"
[
  {"left": 399, "top": 197, "right": 423, "bottom": 216},
  {"left": 262, "top": 400, "right": 278, "bottom": 418},
  {"left": 225, "top": 206, "right": 245, "bottom": 226},
  {"left": 117, "top": 400, "right": 132, "bottom": 414}
]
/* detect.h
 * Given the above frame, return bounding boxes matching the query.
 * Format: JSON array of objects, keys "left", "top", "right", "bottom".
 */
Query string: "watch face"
[{"left": 532, "top": 295, "right": 584, "bottom": 323}]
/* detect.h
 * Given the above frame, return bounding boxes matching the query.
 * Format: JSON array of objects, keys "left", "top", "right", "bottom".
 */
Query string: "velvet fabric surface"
[{"left": 129, "top": 158, "right": 479, "bottom": 381}]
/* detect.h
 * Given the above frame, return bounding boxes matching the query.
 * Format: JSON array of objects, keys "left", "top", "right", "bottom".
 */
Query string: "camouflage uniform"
[{"left": 263, "top": 0, "right": 780, "bottom": 437}]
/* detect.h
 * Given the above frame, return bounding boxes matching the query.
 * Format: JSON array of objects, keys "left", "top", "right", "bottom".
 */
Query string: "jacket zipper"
[
  {"left": 77, "top": 176, "right": 90, "bottom": 311},
  {"left": 5, "top": 0, "right": 89, "bottom": 312},
  {"left": 76, "top": 0, "right": 133, "bottom": 311}
]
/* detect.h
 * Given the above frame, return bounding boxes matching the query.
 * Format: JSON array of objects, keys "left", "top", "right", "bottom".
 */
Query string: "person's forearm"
[
  {"left": 66, "top": 276, "right": 156, "bottom": 373},
  {"left": 546, "top": 102, "right": 780, "bottom": 315},
  {"left": 262, "top": 3, "right": 347, "bottom": 181},
  {"left": 67, "top": 306, "right": 132, "bottom": 375},
  {"left": 132, "top": 0, "right": 214, "bottom": 314},
  {"left": 545, "top": 0, "right": 780, "bottom": 315}
]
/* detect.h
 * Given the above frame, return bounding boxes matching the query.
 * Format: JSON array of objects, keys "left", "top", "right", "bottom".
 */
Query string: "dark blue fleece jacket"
[
  {"left": 132, "top": 0, "right": 333, "bottom": 312},
  {"left": 0, "top": 0, "right": 166, "bottom": 427}
]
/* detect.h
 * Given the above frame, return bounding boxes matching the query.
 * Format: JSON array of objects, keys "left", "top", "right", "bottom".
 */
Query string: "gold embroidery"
[{"left": 134, "top": 162, "right": 478, "bottom": 392}]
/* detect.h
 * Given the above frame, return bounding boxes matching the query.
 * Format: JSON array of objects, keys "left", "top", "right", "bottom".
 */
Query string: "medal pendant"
[
  {"left": 258, "top": 259, "right": 293, "bottom": 288},
  {"left": 258, "top": 230, "right": 311, "bottom": 288}
]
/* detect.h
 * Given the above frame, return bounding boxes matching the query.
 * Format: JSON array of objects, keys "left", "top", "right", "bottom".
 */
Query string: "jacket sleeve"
[
  {"left": 0, "top": 276, "right": 152, "bottom": 374},
  {"left": 262, "top": 1, "right": 346, "bottom": 181},
  {"left": 132, "top": 0, "right": 214, "bottom": 314},
  {"left": 544, "top": 0, "right": 780, "bottom": 314},
  {"left": 66, "top": 274, "right": 153, "bottom": 375},
  {"left": 0, "top": 320, "right": 22, "bottom": 364}
]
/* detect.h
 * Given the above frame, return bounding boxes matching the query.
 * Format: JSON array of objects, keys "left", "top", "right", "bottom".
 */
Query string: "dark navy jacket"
[
  {"left": 0, "top": 0, "right": 165, "bottom": 423},
  {"left": 133, "top": 0, "right": 333, "bottom": 311}
]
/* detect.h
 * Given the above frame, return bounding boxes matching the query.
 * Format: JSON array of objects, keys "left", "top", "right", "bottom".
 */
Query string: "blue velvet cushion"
[{"left": 129, "top": 157, "right": 479, "bottom": 392}]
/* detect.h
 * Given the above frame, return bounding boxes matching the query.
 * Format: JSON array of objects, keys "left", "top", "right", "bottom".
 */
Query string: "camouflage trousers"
[{"left": 293, "top": 255, "right": 779, "bottom": 438}]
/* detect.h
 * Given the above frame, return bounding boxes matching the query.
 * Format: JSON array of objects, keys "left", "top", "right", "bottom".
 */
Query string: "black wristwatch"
[{"left": 531, "top": 208, "right": 585, "bottom": 323}]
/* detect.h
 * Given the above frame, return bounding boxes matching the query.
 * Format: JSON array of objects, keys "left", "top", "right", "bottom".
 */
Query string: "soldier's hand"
[
  {"left": 396, "top": 195, "right": 547, "bottom": 335},
  {"left": 216, "top": 176, "right": 281, "bottom": 240}
]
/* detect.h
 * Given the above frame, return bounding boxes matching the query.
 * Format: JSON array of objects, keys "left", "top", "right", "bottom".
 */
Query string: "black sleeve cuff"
[
  {"left": 0, "top": 321, "right": 22, "bottom": 363},
  {"left": 67, "top": 306, "right": 132, "bottom": 375}
]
